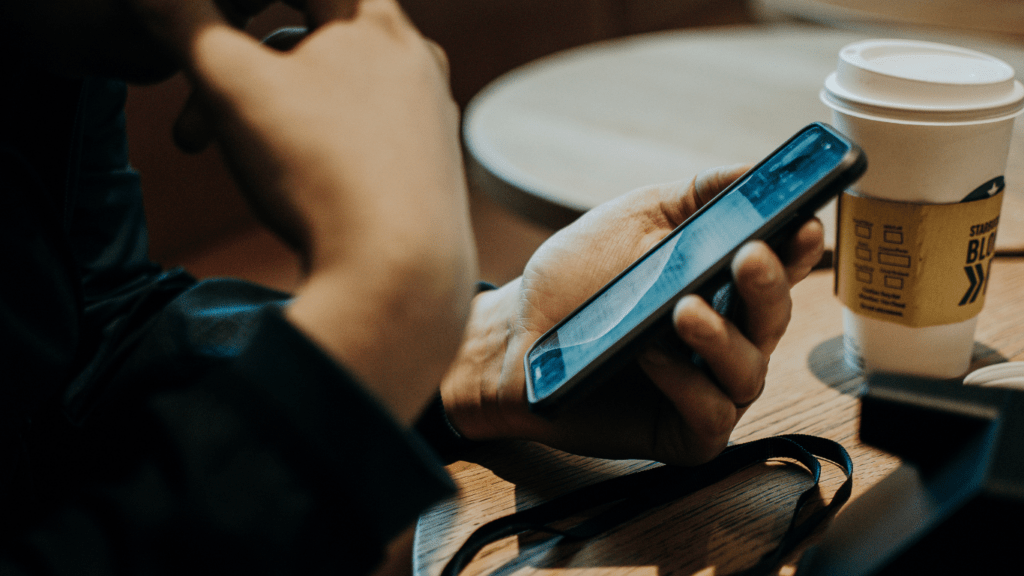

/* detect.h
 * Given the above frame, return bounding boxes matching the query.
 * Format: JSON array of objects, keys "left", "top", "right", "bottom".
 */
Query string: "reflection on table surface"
[{"left": 414, "top": 257, "right": 1024, "bottom": 575}]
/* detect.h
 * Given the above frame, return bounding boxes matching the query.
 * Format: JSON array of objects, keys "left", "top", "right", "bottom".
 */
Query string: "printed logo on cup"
[{"left": 836, "top": 184, "right": 1004, "bottom": 327}]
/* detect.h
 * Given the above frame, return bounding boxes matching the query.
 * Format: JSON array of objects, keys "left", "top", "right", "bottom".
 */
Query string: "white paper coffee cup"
[{"left": 822, "top": 39, "right": 1024, "bottom": 378}]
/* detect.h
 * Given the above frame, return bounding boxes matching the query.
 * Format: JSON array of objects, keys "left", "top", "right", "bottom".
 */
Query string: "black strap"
[{"left": 441, "top": 434, "right": 853, "bottom": 576}]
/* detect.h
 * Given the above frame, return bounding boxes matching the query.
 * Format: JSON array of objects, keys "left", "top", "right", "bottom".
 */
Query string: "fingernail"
[
  {"left": 738, "top": 243, "right": 778, "bottom": 287},
  {"left": 757, "top": 262, "right": 778, "bottom": 287}
]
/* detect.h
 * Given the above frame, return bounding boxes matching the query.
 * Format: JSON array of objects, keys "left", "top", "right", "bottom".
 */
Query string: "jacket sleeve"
[
  {"left": 0, "top": 76, "right": 456, "bottom": 575},
  {"left": 2, "top": 301, "right": 456, "bottom": 576}
]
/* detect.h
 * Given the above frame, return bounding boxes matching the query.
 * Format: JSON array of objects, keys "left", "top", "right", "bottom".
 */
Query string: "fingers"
[
  {"left": 779, "top": 217, "right": 826, "bottom": 285},
  {"left": 173, "top": 26, "right": 308, "bottom": 153},
  {"left": 731, "top": 240, "right": 793, "bottom": 357},
  {"left": 637, "top": 168, "right": 821, "bottom": 445},
  {"left": 672, "top": 293, "right": 770, "bottom": 408},
  {"left": 638, "top": 347, "right": 737, "bottom": 465},
  {"left": 169, "top": 0, "right": 433, "bottom": 153},
  {"left": 655, "top": 239, "right": 793, "bottom": 411},
  {"left": 657, "top": 164, "right": 751, "bottom": 229}
]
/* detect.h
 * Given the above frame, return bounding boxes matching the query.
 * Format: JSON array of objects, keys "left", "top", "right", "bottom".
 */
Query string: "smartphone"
[{"left": 523, "top": 122, "right": 866, "bottom": 415}]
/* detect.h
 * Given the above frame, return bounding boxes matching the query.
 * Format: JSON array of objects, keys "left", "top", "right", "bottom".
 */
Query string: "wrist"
[
  {"left": 286, "top": 255, "right": 476, "bottom": 428},
  {"left": 440, "top": 279, "right": 532, "bottom": 441}
]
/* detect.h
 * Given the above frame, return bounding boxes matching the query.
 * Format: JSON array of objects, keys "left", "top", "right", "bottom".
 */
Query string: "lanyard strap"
[{"left": 441, "top": 434, "right": 853, "bottom": 576}]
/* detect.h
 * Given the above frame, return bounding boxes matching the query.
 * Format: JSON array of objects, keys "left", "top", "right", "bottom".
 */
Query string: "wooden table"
[
  {"left": 413, "top": 256, "right": 1024, "bottom": 575},
  {"left": 463, "top": 22, "right": 1024, "bottom": 255}
]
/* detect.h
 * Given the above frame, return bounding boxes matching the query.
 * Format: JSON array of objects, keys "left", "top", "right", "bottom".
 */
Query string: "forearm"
[
  {"left": 286, "top": 243, "right": 478, "bottom": 427},
  {"left": 136, "top": 0, "right": 481, "bottom": 428}
]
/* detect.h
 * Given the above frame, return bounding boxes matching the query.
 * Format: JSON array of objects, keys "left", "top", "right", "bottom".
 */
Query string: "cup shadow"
[{"left": 807, "top": 335, "right": 1009, "bottom": 396}]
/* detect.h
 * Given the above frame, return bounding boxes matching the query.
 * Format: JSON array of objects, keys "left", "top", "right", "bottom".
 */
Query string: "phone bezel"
[{"left": 523, "top": 122, "right": 866, "bottom": 414}]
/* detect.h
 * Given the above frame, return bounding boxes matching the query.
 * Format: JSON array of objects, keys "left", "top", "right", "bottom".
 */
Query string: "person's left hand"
[{"left": 440, "top": 165, "right": 825, "bottom": 466}]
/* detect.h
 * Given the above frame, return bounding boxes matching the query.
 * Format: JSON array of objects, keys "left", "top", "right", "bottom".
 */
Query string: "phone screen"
[{"left": 527, "top": 125, "right": 853, "bottom": 405}]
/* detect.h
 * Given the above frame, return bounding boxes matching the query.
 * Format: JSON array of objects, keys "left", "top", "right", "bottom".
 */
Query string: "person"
[{"left": 0, "top": 0, "right": 825, "bottom": 574}]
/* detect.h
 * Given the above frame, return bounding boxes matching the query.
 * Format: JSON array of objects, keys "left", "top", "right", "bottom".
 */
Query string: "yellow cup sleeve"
[{"left": 835, "top": 190, "right": 1003, "bottom": 327}]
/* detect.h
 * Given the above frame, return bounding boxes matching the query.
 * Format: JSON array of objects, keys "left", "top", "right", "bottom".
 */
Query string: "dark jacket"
[{"left": 0, "top": 74, "right": 454, "bottom": 575}]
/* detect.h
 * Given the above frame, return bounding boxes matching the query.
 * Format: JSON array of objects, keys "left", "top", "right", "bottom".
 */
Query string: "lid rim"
[
  {"left": 824, "top": 72, "right": 1024, "bottom": 114},
  {"left": 821, "top": 89, "right": 1024, "bottom": 125}
]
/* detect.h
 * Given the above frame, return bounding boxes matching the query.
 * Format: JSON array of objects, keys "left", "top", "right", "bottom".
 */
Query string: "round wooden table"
[{"left": 463, "top": 22, "right": 1024, "bottom": 253}]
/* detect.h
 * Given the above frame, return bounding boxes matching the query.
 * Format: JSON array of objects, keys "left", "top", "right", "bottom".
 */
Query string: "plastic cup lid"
[{"left": 822, "top": 39, "right": 1024, "bottom": 122}]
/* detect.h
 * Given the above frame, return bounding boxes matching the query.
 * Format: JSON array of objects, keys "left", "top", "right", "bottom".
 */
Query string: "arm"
[
  {"left": 134, "top": 0, "right": 478, "bottom": 426},
  {"left": 0, "top": 2, "right": 471, "bottom": 575}
]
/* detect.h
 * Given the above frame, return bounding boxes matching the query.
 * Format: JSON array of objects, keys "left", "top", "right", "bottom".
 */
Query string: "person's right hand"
[{"left": 131, "top": 0, "right": 478, "bottom": 426}]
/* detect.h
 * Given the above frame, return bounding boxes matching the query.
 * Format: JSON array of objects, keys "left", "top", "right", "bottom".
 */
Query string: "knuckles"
[{"left": 733, "top": 356, "right": 769, "bottom": 407}]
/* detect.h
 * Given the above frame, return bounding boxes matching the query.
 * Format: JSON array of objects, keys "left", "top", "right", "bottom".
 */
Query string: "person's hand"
[
  {"left": 440, "top": 165, "right": 824, "bottom": 466},
  {"left": 132, "top": 0, "right": 478, "bottom": 426}
]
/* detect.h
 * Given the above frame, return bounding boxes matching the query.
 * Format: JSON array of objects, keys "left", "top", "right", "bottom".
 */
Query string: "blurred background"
[
  {"left": 128, "top": 0, "right": 754, "bottom": 291},
  {"left": 127, "top": 0, "right": 1022, "bottom": 291}
]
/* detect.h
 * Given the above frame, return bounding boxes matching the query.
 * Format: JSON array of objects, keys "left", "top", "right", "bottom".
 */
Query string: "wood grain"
[{"left": 414, "top": 257, "right": 1024, "bottom": 575}]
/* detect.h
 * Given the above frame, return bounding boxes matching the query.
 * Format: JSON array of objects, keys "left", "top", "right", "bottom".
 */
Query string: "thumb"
[{"left": 692, "top": 163, "right": 751, "bottom": 207}]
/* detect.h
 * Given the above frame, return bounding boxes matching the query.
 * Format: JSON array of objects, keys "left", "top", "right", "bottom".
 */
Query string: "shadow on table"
[{"left": 807, "top": 335, "right": 1008, "bottom": 396}]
